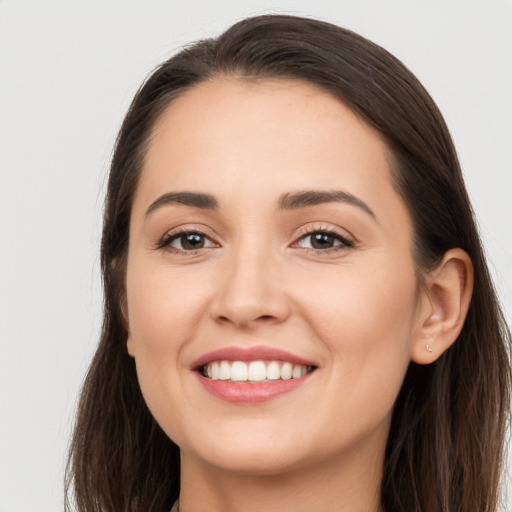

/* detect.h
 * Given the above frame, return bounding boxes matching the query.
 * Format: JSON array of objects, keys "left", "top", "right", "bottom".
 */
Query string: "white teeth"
[
  {"left": 211, "top": 361, "right": 219, "bottom": 380},
  {"left": 281, "top": 362, "right": 293, "bottom": 380},
  {"left": 219, "top": 360, "right": 231, "bottom": 380},
  {"left": 267, "top": 361, "right": 281, "bottom": 380},
  {"left": 203, "top": 360, "right": 312, "bottom": 382},
  {"left": 248, "top": 361, "right": 266, "bottom": 381},
  {"left": 292, "top": 364, "right": 303, "bottom": 379},
  {"left": 230, "top": 361, "right": 248, "bottom": 382}
]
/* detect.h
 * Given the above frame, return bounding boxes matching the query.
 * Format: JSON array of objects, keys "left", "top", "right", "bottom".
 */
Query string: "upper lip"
[{"left": 191, "top": 346, "right": 318, "bottom": 370}]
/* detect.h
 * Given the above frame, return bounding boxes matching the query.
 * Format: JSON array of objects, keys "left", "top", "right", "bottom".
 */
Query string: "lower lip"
[{"left": 196, "top": 373, "right": 312, "bottom": 403}]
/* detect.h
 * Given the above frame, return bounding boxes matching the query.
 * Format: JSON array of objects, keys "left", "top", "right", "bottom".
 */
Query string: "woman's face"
[{"left": 125, "top": 78, "right": 427, "bottom": 476}]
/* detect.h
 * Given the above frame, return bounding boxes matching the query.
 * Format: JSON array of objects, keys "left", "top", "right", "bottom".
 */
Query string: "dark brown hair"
[{"left": 66, "top": 14, "right": 511, "bottom": 512}]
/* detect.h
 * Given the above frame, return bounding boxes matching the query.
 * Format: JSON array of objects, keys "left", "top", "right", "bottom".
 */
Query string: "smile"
[
  {"left": 201, "top": 360, "right": 313, "bottom": 382},
  {"left": 193, "top": 346, "right": 318, "bottom": 403}
]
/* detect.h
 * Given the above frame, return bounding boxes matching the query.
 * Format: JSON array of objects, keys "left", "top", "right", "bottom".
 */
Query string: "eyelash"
[
  {"left": 157, "top": 228, "right": 218, "bottom": 254},
  {"left": 292, "top": 227, "right": 356, "bottom": 253},
  {"left": 157, "top": 226, "right": 356, "bottom": 255}
]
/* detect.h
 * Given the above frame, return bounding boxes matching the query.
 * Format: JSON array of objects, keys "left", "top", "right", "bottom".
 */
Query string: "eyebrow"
[
  {"left": 277, "top": 190, "right": 376, "bottom": 219},
  {"left": 145, "top": 191, "right": 218, "bottom": 217},
  {"left": 144, "top": 189, "right": 375, "bottom": 220}
]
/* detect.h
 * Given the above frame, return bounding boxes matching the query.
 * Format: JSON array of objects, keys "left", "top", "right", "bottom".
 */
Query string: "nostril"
[{"left": 216, "top": 314, "right": 275, "bottom": 324}]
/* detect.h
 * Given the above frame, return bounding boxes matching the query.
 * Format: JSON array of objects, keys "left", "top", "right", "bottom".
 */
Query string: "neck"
[{"left": 178, "top": 443, "right": 384, "bottom": 512}]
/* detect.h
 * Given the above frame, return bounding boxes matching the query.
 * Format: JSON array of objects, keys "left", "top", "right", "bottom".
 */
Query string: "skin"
[{"left": 125, "top": 78, "right": 473, "bottom": 512}]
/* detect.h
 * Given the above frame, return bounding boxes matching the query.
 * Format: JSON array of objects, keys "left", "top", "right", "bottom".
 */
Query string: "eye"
[
  {"left": 294, "top": 230, "right": 355, "bottom": 251},
  {"left": 160, "top": 231, "right": 217, "bottom": 252}
]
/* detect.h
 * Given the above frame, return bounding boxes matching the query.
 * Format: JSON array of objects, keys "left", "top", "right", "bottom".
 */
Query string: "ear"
[{"left": 411, "top": 248, "right": 473, "bottom": 365}]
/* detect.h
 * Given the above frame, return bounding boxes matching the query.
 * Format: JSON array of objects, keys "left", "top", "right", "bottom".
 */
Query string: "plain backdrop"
[{"left": 0, "top": 1, "right": 511, "bottom": 511}]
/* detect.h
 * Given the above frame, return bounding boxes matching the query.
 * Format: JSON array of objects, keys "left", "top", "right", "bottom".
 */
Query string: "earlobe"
[{"left": 411, "top": 248, "right": 473, "bottom": 365}]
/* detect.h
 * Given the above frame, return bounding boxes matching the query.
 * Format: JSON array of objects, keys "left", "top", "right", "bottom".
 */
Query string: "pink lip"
[
  {"left": 191, "top": 345, "right": 317, "bottom": 369},
  {"left": 191, "top": 346, "right": 317, "bottom": 404},
  {"left": 196, "top": 373, "right": 313, "bottom": 403}
]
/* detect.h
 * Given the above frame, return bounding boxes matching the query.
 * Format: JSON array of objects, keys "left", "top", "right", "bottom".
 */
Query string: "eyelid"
[
  {"left": 155, "top": 223, "right": 357, "bottom": 254},
  {"left": 290, "top": 224, "right": 357, "bottom": 251},
  {"left": 156, "top": 225, "right": 221, "bottom": 253}
]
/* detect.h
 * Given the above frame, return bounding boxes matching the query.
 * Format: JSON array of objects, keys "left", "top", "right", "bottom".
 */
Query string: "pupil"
[
  {"left": 311, "top": 233, "right": 334, "bottom": 249},
  {"left": 181, "top": 233, "right": 204, "bottom": 250}
]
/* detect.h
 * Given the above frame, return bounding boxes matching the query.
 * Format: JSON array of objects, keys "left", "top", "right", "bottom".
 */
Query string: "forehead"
[
  {"left": 133, "top": 77, "right": 411, "bottom": 238},
  {"left": 147, "top": 77, "right": 388, "bottom": 162},
  {"left": 140, "top": 78, "right": 391, "bottom": 192}
]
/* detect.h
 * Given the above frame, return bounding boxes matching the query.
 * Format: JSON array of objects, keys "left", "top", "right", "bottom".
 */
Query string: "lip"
[
  {"left": 191, "top": 346, "right": 318, "bottom": 404},
  {"left": 191, "top": 345, "right": 317, "bottom": 369},
  {"left": 195, "top": 373, "right": 313, "bottom": 403}
]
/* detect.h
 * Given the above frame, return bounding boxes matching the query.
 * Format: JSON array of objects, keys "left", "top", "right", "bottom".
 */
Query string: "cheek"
[
  {"left": 296, "top": 262, "right": 418, "bottom": 401},
  {"left": 301, "top": 261, "right": 418, "bottom": 341},
  {"left": 125, "top": 259, "right": 211, "bottom": 355},
  {"left": 124, "top": 258, "right": 207, "bottom": 437}
]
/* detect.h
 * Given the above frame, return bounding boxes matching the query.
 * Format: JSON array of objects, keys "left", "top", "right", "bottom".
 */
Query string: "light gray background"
[{"left": 1, "top": 1, "right": 511, "bottom": 511}]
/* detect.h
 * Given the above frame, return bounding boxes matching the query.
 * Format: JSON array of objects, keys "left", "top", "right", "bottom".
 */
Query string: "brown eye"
[
  {"left": 295, "top": 230, "right": 354, "bottom": 251},
  {"left": 163, "top": 231, "right": 217, "bottom": 252},
  {"left": 309, "top": 233, "right": 337, "bottom": 249},
  {"left": 179, "top": 233, "right": 205, "bottom": 250}
]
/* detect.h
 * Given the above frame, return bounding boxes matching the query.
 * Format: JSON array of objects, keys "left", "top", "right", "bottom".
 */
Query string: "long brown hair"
[{"left": 65, "top": 14, "right": 511, "bottom": 512}]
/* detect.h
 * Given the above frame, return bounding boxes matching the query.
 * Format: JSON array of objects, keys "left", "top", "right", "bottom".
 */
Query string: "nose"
[{"left": 210, "top": 246, "right": 291, "bottom": 329}]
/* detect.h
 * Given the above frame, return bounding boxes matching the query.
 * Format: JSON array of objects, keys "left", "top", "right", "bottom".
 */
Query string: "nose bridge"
[{"left": 212, "top": 234, "right": 289, "bottom": 327}]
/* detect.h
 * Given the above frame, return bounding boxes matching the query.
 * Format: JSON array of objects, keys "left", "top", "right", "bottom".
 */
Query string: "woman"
[{"left": 66, "top": 14, "right": 511, "bottom": 512}]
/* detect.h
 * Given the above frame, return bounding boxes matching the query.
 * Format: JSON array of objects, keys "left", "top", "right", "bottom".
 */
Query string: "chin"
[
  {"left": 195, "top": 444, "right": 309, "bottom": 476},
  {"left": 178, "top": 424, "right": 316, "bottom": 476}
]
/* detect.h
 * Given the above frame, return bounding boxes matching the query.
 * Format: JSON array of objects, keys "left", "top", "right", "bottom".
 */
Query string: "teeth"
[
  {"left": 281, "top": 362, "right": 293, "bottom": 380},
  {"left": 219, "top": 361, "right": 231, "bottom": 380},
  {"left": 231, "top": 361, "right": 248, "bottom": 382},
  {"left": 203, "top": 360, "right": 312, "bottom": 383},
  {"left": 292, "top": 364, "right": 303, "bottom": 379},
  {"left": 267, "top": 361, "right": 281, "bottom": 380},
  {"left": 248, "top": 361, "right": 266, "bottom": 381},
  {"left": 210, "top": 362, "right": 219, "bottom": 380}
]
